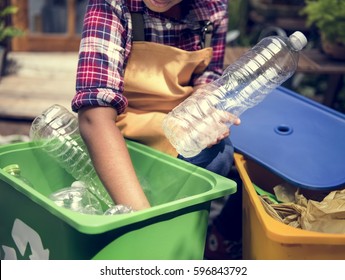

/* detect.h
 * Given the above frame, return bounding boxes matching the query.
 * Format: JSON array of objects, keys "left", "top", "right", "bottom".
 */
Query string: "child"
[{"left": 72, "top": 0, "right": 240, "bottom": 236}]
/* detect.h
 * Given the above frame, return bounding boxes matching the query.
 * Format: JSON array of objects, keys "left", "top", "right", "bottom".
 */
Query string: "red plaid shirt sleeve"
[{"left": 72, "top": 0, "right": 130, "bottom": 114}]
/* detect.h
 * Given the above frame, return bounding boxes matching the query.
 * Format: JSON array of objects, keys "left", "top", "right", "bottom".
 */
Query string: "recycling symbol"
[{"left": 1, "top": 219, "right": 50, "bottom": 260}]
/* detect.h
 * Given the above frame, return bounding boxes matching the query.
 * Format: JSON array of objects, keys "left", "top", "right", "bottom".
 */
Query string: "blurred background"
[
  {"left": 0, "top": 0, "right": 345, "bottom": 137},
  {"left": 226, "top": 0, "right": 345, "bottom": 114}
]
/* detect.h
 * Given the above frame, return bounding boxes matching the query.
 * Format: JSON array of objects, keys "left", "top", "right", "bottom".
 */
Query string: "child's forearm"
[{"left": 78, "top": 106, "right": 151, "bottom": 211}]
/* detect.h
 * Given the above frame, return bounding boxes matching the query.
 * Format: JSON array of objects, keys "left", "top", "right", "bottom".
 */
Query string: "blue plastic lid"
[{"left": 230, "top": 87, "right": 345, "bottom": 191}]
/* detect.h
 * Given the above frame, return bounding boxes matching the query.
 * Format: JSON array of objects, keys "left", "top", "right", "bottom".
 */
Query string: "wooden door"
[{"left": 10, "top": 0, "right": 87, "bottom": 51}]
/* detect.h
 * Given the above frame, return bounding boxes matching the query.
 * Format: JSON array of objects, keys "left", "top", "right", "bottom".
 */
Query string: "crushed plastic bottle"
[
  {"left": 163, "top": 31, "right": 308, "bottom": 158},
  {"left": 104, "top": 205, "right": 134, "bottom": 215},
  {"left": 49, "top": 184, "right": 103, "bottom": 215},
  {"left": 29, "top": 104, "right": 114, "bottom": 207}
]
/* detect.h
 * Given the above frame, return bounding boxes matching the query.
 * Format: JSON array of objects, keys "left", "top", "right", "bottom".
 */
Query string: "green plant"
[
  {"left": 0, "top": 5, "right": 23, "bottom": 44},
  {"left": 301, "top": 0, "right": 345, "bottom": 45}
]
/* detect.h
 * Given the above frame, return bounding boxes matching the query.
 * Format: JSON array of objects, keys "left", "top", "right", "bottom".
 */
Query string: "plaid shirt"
[{"left": 72, "top": 0, "right": 228, "bottom": 114}]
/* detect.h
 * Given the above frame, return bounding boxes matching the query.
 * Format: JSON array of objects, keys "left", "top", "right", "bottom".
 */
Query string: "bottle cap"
[
  {"left": 289, "top": 31, "right": 308, "bottom": 51},
  {"left": 3, "top": 164, "right": 20, "bottom": 175}
]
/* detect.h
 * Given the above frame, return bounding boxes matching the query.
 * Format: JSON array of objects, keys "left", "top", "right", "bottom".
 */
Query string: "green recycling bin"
[{"left": 0, "top": 140, "right": 236, "bottom": 260}]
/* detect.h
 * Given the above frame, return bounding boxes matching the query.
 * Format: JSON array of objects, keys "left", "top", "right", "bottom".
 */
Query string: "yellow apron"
[{"left": 116, "top": 41, "right": 213, "bottom": 157}]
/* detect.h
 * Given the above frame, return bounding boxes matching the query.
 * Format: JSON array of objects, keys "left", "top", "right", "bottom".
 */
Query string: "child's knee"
[{"left": 178, "top": 138, "right": 234, "bottom": 177}]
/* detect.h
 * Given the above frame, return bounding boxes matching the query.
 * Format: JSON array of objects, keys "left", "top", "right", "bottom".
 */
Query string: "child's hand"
[{"left": 207, "top": 115, "right": 240, "bottom": 147}]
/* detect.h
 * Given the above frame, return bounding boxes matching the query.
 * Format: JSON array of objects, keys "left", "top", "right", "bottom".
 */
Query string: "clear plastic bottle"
[
  {"left": 104, "top": 205, "right": 134, "bottom": 215},
  {"left": 3, "top": 164, "right": 34, "bottom": 188},
  {"left": 163, "top": 31, "right": 308, "bottom": 158},
  {"left": 29, "top": 104, "right": 114, "bottom": 207},
  {"left": 49, "top": 184, "right": 104, "bottom": 215}
]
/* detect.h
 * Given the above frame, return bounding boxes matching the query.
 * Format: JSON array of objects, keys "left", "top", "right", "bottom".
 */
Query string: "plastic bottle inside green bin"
[
  {"left": 29, "top": 104, "right": 114, "bottom": 208},
  {"left": 3, "top": 164, "right": 35, "bottom": 189},
  {"left": 49, "top": 182, "right": 104, "bottom": 215}
]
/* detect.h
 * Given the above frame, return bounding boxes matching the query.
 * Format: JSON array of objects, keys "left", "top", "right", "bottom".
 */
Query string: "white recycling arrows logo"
[{"left": 1, "top": 219, "right": 49, "bottom": 260}]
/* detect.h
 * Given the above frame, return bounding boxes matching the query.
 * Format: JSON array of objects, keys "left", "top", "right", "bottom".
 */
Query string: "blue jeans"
[{"left": 177, "top": 137, "right": 234, "bottom": 178}]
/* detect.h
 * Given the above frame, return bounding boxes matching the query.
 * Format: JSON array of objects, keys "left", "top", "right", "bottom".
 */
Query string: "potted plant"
[
  {"left": 0, "top": 4, "right": 23, "bottom": 76},
  {"left": 301, "top": 0, "right": 345, "bottom": 60}
]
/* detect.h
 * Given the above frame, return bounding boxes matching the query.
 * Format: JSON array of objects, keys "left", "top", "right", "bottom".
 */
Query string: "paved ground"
[
  {"left": 0, "top": 52, "right": 78, "bottom": 138},
  {"left": 0, "top": 118, "right": 31, "bottom": 136}
]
